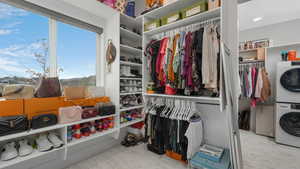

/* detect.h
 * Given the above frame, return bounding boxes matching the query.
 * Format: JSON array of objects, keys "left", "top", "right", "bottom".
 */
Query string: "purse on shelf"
[
  {"left": 0, "top": 115, "right": 28, "bottom": 136},
  {"left": 35, "top": 77, "right": 62, "bottom": 98},
  {"left": 64, "top": 86, "right": 89, "bottom": 100},
  {"left": 96, "top": 102, "right": 116, "bottom": 116},
  {"left": 58, "top": 106, "right": 82, "bottom": 124},
  {"left": 31, "top": 113, "right": 58, "bottom": 129},
  {"left": 82, "top": 106, "right": 98, "bottom": 119}
]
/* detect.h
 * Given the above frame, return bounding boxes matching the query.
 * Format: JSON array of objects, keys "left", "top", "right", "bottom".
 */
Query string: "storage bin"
[
  {"left": 0, "top": 99, "right": 24, "bottom": 116},
  {"left": 24, "top": 97, "right": 65, "bottom": 119},
  {"left": 161, "top": 11, "right": 181, "bottom": 26},
  {"left": 208, "top": 0, "right": 220, "bottom": 10},
  {"left": 144, "top": 19, "right": 161, "bottom": 32},
  {"left": 181, "top": 1, "right": 208, "bottom": 19}
]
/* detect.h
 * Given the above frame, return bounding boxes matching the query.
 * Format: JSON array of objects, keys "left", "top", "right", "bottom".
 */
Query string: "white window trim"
[{"left": 49, "top": 18, "right": 57, "bottom": 78}]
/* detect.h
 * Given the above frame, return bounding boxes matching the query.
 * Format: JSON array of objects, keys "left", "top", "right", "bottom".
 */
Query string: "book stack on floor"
[{"left": 190, "top": 144, "right": 231, "bottom": 169}]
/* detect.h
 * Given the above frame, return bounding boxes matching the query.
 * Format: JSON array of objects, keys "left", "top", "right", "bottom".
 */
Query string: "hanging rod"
[{"left": 153, "top": 17, "right": 221, "bottom": 39}]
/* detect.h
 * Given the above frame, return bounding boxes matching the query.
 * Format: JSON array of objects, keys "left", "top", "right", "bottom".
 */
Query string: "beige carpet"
[
  {"left": 67, "top": 131, "right": 300, "bottom": 169},
  {"left": 240, "top": 130, "right": 300, "bottom": 169}
]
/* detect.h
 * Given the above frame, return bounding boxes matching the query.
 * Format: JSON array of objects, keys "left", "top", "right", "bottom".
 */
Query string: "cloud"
[
  {"left": 0, "top": 57, "right": 25, "bottom": 73},
  {"left": 0, "top": 29, "right": 13, "bottom": 35},
  {"left": 1, "top": 21, "right": 22, "bottom": 29},
  {"left": 0, "top": 3, "right": 28, "bottom": 19},
  {"left": 0, "top": 41, "right": 46, "bottom": 58}
]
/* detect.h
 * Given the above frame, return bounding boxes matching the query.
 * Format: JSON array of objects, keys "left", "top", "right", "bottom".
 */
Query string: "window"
[
  {"left": 57, "top": 22, "right": 96, "bottom": 87},
  {"left": 0, "top": 3, "right": 49, "bottom": 86}
]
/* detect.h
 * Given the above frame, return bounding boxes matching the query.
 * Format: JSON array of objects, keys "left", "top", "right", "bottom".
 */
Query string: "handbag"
[
  {"left": 3, "top": 85, "right": 34, "bottom": 100},
  {"left": 0, "top": 115, "right": 28, "bottom": 136},
  {"left": 31, "top": 114, "right": 57, "bottom": 129},
  {"left": 95, "top": 102, "right": 116, "bottom": 116},
  {"left": 64, "top": 86, "right": 89, "bottom": 100},
  {"left": 35, "top": 77, "right": 62, "bottom": 98},
  {"left": 58, "top": 106, "right": 82, "bottom": 124},
  {"left": 82, "top": 106, "right": 98, "bottom": 119}
]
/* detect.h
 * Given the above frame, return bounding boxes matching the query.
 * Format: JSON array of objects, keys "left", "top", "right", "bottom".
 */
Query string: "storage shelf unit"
[
  {"left": 120, "top": 27, "right": 142, "bottom": 41},
  {"left": 144, "top": 8, "right": 221, "bottom": 36},
  {"left": 120, "top": 44, "right": 142, "bottom": 54},
  {"left": 67, "top": 128, "right": 117, "bottom": 147},
  {"left": 120, "top": 105, "right": 144, "bottom": 112},
  {"left": 120, "top": 118, "right": 144, "bottom": 128},
  {"left": 119, "top": 11, "right": 144, "bottom": 129},
  {"left": 120, "top": 61, "right": 142, "bottom": 67},
  {"left": 141, "top": 0, "right": 241, "bottom": 168},
  {"left": 0, "top": 148, "right": 64, "bottom": 169},
  {"left": 144, "top": 93, "right": 221, "bottom": 105}
]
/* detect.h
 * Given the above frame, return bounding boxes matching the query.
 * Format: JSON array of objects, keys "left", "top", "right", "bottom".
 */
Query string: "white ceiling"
[{"left": 239, "top": 0, "right": 300, "bottom": 31}]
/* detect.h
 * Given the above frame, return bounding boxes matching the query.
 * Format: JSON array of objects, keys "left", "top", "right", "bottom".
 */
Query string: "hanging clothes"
[
  {"left": 144, "top": 22, "right": 220, "bottom": 97},
  {"left": 185, "top": 116, "right": 203, "bottom": 159}
]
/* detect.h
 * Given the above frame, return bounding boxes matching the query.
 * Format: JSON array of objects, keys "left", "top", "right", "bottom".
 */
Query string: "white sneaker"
[
  {"left": 1, "top": 142, "right": 18, "bottom": 161},
  {"left": 36, "top": 134, "right": 53, "bottom": 152},
  {"left": 18, "top": 139, "right": 33, "bottom": 157},
  {"left": 47, "top": 133, "right": 63, "bottom": 148}
]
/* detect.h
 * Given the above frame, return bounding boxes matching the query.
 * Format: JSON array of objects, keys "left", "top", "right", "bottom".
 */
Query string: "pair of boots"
[{"left": 121, "top": 66, "right": 135, "bottom": 77}]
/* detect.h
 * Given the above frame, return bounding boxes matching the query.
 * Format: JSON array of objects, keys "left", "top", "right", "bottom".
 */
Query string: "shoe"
[
  {"left": 1, "top": 142, "right": 18, "bottom": 161},
  {"left": 48, "top": 132, "right": 64, "bottom": 148},
  {"left": 18, "top": 139, "right": 33, "bottom": 157},
  {"left": 36, "top": 134, "right": 53, "bottom": 152}
]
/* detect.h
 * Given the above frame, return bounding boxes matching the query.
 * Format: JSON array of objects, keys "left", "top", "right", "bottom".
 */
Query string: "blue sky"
[{"left": 0, "top": 3, "right": 96, "bottom": 79}]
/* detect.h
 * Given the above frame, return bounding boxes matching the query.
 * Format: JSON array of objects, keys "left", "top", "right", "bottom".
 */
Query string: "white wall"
[{"left": 240, "top": 18, "right": 300, "bottom": 46}]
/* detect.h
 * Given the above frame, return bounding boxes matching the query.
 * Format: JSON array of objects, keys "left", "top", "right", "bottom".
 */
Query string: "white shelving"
[
  {"left": 143, "top": 93, "right": 221, "bottom": 105},
  {"left": 65, "top": 114, "right": 116, "bottom": 127},
  {"left": 120, "top": 92, "right": 143, "bottom": 96},
  {"left": 67, "top": 128, "right": 117, "bottom": 147},
  {"left": 120, "top": 27, "right": 142, "bottom": 41},
  {"left": 120, "top": 105, "right": 144, "bottom": 112},
  {"left": 120, "top": 77, "right": 142, "bottom": 80},
  {"left": 144, "top": 8, "right": 221, "bottom": 36},
  {"left": 0, "top": 147, "right": 64, "bottom": 169},
  {"left": 0, "top": 124, "right": 65, "bottom": 142},
  {"left": 120, "top": 119, "right": 144, "bottom": 128},
  {"left": 143, "top": 0, "right": 201, "bottom": 19},
  {"left": 120, "top": 61, "right": 142, "bottom": 67},
  {"left": 120, "top": 44, "right": 142, "bottom": 54},
  {"left": 120, "top": 13, "right": 142, "bottom": 27}
]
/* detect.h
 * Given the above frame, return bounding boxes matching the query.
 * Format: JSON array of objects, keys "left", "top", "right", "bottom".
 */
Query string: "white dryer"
[
  {"left": 276, "top": 103, "right": 300, "bottom": 147},
  {"left": 276, "top": 61, "right": 300, "bottom": 103}
]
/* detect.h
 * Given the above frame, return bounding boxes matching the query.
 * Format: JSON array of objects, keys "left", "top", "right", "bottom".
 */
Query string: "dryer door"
[
  {"left": 280, "top": 112, "right": 300, "bottom": 137},
  {"left": 280, "top": 68, "right": 300, "bottom": 92}
]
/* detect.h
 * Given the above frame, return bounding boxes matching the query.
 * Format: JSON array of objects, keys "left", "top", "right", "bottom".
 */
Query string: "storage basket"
[
  {"left": 144, "top": 19, "right": 161, "bottom": 32},
  {"left": 181, "top": 1, "right": 208, "bottom": 19}
]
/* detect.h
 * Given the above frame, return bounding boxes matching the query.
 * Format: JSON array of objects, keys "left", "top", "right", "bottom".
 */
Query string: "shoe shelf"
[
  {"left": 120, "top": 105, "right": 144, "bottom": 112},
  {"left": 0, "top": 115, "right": 116, "bottom": 143},
  {"left": 0, "top": 147, "right": 64, "bottom": 169},
  {"left": 120, "top": 61, "right": 142, "bottom": 67},
  {"left": 120, "top": 118, "right": 144, "bottom": 129},
  {"left": 65, "top": 114, "right": 117, "bottom": 127},
  {"left": 120, "top": 77, "right": 142, "bottom": 80},
  {"left": 120, "top": 92, "right": 143, "bottom": 96},
  {"left": 120, "top": 44, "right": 142, "bottom": 54},
  {"left": 0, "top": 124, "right": 65, "bottom": 142},
  {"left": 120, "top": 27, "right": 142, "bottom": 41},
  {"left": 67, "top": 128, "right": 117, "bottom": 147},
  {"left": 143, "top": 93, "right": 221, "bottom": 105},
  {"left": 120, "top": 13, "right": 142, "bottom": 28},
  {"left": 143, "top": 8, "right": 220, "bottom": 36}
]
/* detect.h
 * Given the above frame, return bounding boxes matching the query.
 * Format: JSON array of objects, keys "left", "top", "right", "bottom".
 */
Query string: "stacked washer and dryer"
[{"left": 276, "top": 61, "right": 300, "bottom": 147}]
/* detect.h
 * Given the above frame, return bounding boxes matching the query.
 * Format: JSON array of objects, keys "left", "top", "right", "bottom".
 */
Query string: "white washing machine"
[
  {"left": 276, "top": 61, "right": 300, "bottom": 103},
  {"left": 276, "top": 103, "right": 300, "bottom": 147}
]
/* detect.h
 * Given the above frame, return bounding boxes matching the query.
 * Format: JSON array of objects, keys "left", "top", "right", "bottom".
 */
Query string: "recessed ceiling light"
[{"left": 253, "top": 17, "right": 263, "bottom": 22}]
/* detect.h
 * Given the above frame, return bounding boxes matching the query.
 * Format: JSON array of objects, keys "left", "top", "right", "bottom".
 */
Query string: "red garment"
[
  {"left": 184, "top": 32, "right": 194, "bottom": 88},
  {"left": 156, "top": 38, "right": 168, "bottom": 86}
]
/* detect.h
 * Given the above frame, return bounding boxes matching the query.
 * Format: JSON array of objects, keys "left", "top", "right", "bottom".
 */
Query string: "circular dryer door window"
[
  {"left": 280, "top": 112, "right": 300, "bottom": 137},
  {"left": 280, "top": 68, "right": 300, "bottom": 92}
]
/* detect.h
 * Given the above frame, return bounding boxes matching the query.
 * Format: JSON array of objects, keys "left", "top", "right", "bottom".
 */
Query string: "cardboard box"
[{"left": 0, "top": 99, "right": 24, "bottom": 116}]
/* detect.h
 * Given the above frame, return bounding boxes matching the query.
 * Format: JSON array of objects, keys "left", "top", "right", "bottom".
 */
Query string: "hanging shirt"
[
  {"left": 185, "top": 119, "right": 203, "bottom": 159},
  {"left": 255, "top": 68, "right": 263, "bottom": 98},
  {"left": 202, "top": 24, "right": 219, "bottom": 89},
  {"left": 156, "top": 37, "right": 169, "bottom": 86}
]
